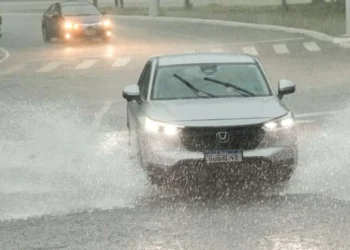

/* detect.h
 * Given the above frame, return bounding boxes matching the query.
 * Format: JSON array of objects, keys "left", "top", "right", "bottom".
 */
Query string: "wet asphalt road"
[{"left": 1, "top": 4, "right": 350, "bottom": 250}]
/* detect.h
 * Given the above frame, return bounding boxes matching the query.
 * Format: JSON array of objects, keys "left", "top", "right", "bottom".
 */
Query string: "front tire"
[{"left": 42, "top": 26, "right": 51, "bottom": 42}]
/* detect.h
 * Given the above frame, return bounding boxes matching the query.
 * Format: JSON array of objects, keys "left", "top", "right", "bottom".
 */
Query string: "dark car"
[
  {"left": 41, "top": 1, "right": 112, "bottom": 43},
  {"left": 0, "top": 11, "right": 2, "bottom": 38},
  {"left": 123, "top": 53, "right": 298, "bottom": 186}
]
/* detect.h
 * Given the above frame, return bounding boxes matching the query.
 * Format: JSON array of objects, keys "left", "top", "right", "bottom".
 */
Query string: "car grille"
[{"left": 180, "top": 125, "right": 265, "bottom": 152}]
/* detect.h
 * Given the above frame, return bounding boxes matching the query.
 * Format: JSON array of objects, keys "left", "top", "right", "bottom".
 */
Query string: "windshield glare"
[
  {"left": 62, "top": 4, "right": 100, "bottom": 16},
  {"left": 152, "top": 63, "right": 271, "bottom": 100}
]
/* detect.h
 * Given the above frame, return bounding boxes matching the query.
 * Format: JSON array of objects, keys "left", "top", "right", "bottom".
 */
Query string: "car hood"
[
  {"left": 145, "top": 97, "right": 288, "bottom": 127},
  {"left": 64, "top": 15, "right": 103, "bottom": 24}
]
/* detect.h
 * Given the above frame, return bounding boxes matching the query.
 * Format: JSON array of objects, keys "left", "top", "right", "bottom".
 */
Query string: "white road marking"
[
  {"left": 273, "top": 44, "right": 290, "bottom": 54},
  {"left": 0, "top": 48, "right": 10, "bottom": 64},
  {"left": 36, "top": 61, "right": 62, "bottom": 73},
  {"left": 184, "top": 50, "right": 198, "bottom": 53},
  {"left": 303, "top": 42, "right": 321, "bottom": 52},
  {"left": 75, "top": 59, "right": 97, "bottom": 70},
  {"left": 92, "top": 101, "right": 113, "bottom": 131},
  {"left": 210, "top": 48, "right": 224, "bottom": 53},
  {"left": 295, "top": 110, "right": 343, "bottom": 118},
  {"left": 192, "top": 37, "right": 305, "bottom": 51},
  {"left": 1, "top": 13, "right": 42, "bottom": 16},
  {"left": 153, "top": 30, "right": 217, "bottom": 43},
  {"left": 295, "top": 120, "right": 315, "bottom": 124},
  {"left": 0, "top": 64, "right": 26, "bottom": 75},
  {"left": 112, "top": 57, "right": 131, "bottom": 67},
  {"left": 242, "top": 46, "right": 259, "bottom": 56},
  {"left": 0, "top": 1, "right": 53, "bottom": 4}
]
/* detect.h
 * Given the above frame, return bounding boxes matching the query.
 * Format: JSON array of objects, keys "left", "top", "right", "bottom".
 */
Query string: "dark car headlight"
[
  {"left": 99, "top": 19, "right": 111, "bottom": 28},
  {"left": 263, "top": 112, "right": 295, "bottom": 131},
  {"left": 145, "top": 117, "right": 183, "bottom": 136}
]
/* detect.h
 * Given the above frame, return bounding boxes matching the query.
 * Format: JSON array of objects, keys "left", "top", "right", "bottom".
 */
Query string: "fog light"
[
  {"left": 106, "top": 31, "right": 112, "bottom": 37},
  {"left": 65, "top": 33, "right": 71, "bottom": 39}
]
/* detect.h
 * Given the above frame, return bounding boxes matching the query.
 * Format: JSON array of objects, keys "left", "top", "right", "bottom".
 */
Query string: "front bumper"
[
  {"left": 139, "top": 126, "right": 298, "bottom": 170},
  {"left": 61, "top": 27, "right": 111, "bottom": 39},
  {"left": 144, "top": 145, "right": 297, "bottom": 170}
]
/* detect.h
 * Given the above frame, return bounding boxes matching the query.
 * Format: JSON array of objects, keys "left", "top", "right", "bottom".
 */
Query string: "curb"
[{"left": 112, "top": 15, "right": 350, "bottom": 47}]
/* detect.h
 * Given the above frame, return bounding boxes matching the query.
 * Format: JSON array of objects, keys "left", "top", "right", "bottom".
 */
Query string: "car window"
[
  {"left": 152, "top": 63, "right": 271, "bottom": 100},
  {"left": 55, "top": 4, "right": 61, "bottom": 15},
  {"left": 61, "top": 4, "right": 101, "bottom": 16},
  {"left": 46, "top": 4, "right": 55, "bottom": 14},
  {"left": 52, "top": 4, "right": 59, "bottom": 14},
  {"left": 139, "top": 64, "right": 152, "bottom": 99}
]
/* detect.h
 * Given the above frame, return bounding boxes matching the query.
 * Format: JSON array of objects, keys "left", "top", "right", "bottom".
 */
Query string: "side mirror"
[
  {"left": 51, "top": 11, "right": 59, "bottom": 18},
  {"left": 278, "top": 79, "right": 295, "bottom": 99},
  {"left": 123, "top": 85, "right": 140, "bottom": 102}
]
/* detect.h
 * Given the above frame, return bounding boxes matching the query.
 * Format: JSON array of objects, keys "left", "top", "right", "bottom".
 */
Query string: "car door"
[
  {"left": 128, "top": 61, "right": 152, "bottom": 132},
  {"left": 50, "top": 3, "right": 61, "bottom": 37},
  {"left": 43, "top": 4, "right": 55, "bottom": 33}
]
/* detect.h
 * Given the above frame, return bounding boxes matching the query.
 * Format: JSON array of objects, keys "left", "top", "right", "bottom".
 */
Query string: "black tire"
[{"left": 42, "top": 26, "right": 51, "bottom": 42}]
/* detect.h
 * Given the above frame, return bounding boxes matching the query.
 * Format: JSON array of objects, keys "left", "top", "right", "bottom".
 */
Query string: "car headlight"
[
  {"left": 145, "top": 117, "right": 183, "bottom": 136},
  {"left": 103, "top": 20, "right": 111, "bottom": 27},
  {"left": 64, "top": 22, "right": 73, "bottom": 29},
  {"left": 263, "top": 112, "right": 295, "bottom": 131}
]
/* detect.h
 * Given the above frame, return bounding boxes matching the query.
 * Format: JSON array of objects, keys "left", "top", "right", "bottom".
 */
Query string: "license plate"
[
  {"left": 205, "top": 150, "right": 243, "bottom": 164},
  {"left": 85, "top": 29, "right": 97, "bottom": 36}
]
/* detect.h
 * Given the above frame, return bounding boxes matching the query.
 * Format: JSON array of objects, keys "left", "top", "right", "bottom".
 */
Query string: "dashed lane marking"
[
  {"left": 210, "top": 48, "right": 224, "bottom": 53},
  {"left": 75, "top": 59, "right": 97, "bottom": 70},
  {"left": 273, "top": 44, "right": 290, "bottom": 54},
  {"left": 112, "top": 57, "right": 131, "bottom": 67},
  {"left": 303, "top": 42, "right": 321, "bottom": 52},
  {"left": 242, "top": 46, "right": 259, "bottom": 56},
  {"left": 36, "top": 61, "right": 63, "bottom": 73}
]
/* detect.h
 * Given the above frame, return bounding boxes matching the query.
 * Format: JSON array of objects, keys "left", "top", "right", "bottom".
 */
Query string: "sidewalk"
[{"left": 104, "top": 2, "right": 348, "bottom": 37}]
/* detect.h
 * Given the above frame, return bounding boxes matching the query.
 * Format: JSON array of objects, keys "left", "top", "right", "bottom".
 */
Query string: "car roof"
[
  {"left": 60, "top": 0, "right": 91, "bottom": 6},
  {"left": 155, "top": 53, "right": 257, "bottom": 66}
]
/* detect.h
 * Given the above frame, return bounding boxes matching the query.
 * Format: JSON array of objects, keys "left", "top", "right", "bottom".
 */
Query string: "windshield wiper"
[
  {"left": 203, "top": 77, "right": 255, "bottom": 97},
  {"left": 173, "top": 74, "right": 217, "bottom": 98}
]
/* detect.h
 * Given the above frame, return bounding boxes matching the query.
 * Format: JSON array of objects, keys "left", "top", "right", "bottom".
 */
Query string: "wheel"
[{"left": 42, "top": 26, "right": 51, "bottom": 42}]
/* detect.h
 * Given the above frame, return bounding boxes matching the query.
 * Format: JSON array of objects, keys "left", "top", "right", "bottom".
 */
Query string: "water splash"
[
  {"left": 0, "top": 102, "right": 148, "bottom": 221},
  {"left": 287, "top": 107, "right": 350, "bottom": 200}
]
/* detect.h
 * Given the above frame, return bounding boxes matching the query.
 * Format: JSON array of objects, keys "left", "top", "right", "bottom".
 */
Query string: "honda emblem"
[{"left": 216, "top": 132, "right": 229, "bottom": 143}]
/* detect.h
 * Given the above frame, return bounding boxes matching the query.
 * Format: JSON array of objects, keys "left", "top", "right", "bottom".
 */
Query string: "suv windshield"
[
  {"left": 152, "top": 63, "right": 272, "bottom": 100},
  {"left": 61, "top": 4, "right": 100, "bottom": 16}
]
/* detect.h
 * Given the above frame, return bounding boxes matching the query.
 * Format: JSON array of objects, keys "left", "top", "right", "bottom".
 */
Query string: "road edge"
[
  {"left": 0, "top": 47, "right": 10, "bottom": 64},
  {"left": 112, "top": 15, "right": 350, "bottom": 48}
]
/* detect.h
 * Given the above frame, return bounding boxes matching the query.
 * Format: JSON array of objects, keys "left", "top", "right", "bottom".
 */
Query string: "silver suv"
[{"left": 123, "top": 53, "right": 298, "bottom": 185}]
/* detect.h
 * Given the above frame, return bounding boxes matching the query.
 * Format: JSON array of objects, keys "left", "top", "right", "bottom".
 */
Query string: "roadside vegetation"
[{"left": 100, "top": 1, "right": 346, "bottom": 36}]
